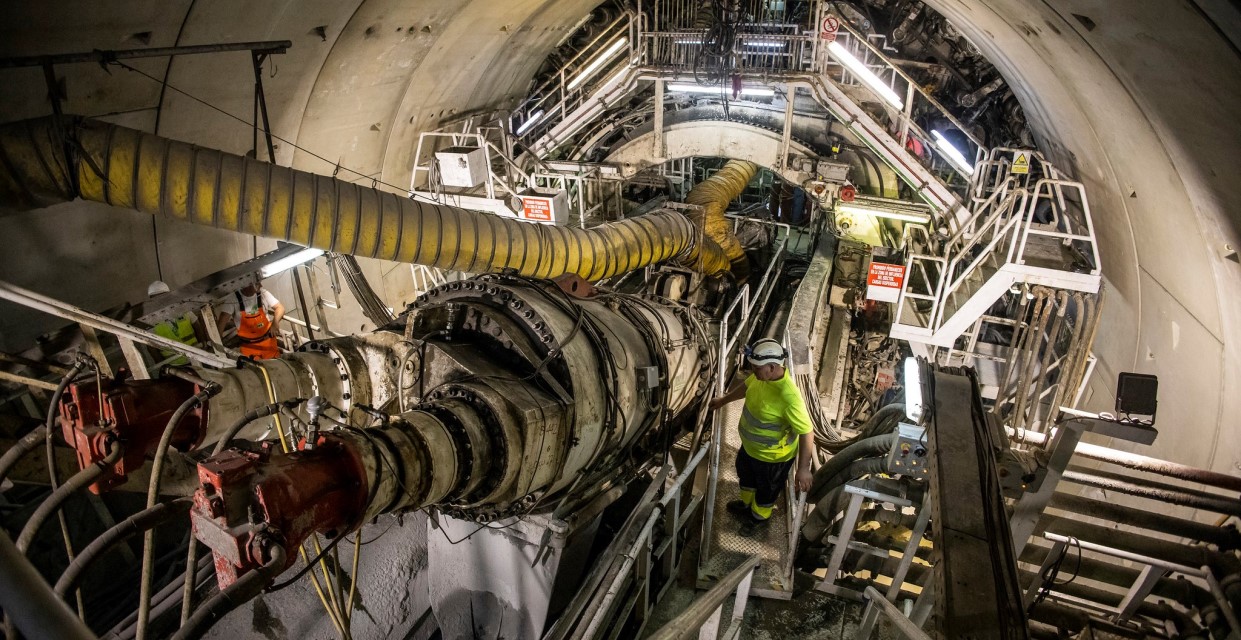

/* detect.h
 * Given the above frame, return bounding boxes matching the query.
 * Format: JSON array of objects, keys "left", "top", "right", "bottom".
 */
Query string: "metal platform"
[{"left": 698, "top": 400, "right": 795, "bottom": 600}]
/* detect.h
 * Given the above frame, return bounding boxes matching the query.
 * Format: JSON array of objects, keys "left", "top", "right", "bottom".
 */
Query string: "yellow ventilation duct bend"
[
  {"left": 684, "top": 159, "right": 758, "bottom": 272},
  {"left": 0, "top": 116, "right": 730, "bottom": 280}
]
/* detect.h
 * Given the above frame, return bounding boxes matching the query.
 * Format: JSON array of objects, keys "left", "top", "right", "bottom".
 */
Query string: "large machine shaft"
[{"left": 176, "top": 275, "right": 713, "bottom": 585}]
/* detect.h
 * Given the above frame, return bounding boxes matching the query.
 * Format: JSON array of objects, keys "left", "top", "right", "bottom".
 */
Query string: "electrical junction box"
[
  {"left": 435, "top": 146, "right": 488, "bottom": 188},
  {"left": 518, "top": 189, "right": 570, "bottom": 226},
  {"left": 885, "top": 422, "right": 929, "bottom": 479},
  {"left": 816, "top": 160, "right": 851, "bottom": 183}
]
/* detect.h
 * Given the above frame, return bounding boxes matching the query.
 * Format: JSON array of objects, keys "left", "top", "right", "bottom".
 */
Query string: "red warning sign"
[
  {"left": 820, "top": 15, "right": 840, "bottom": 41},
  {"left": 866, "top": 263, "right": 905, "bottom": 303},
  {"left": 521, "top": 196, "right": 553, "bottom": 221}
]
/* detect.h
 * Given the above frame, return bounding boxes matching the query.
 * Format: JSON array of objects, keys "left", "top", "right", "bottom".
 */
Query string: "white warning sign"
[
  {"left": 866, "top": 262, "right": 906, "bottom": 303},
  {"left": 1011, "top": 151, "right": 1031, "bottom": 175}
]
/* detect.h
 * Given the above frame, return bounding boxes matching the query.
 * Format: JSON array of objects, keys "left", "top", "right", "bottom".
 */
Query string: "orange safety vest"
[{"left": 235, "top": 292, "right": 280, "bottom": 360}]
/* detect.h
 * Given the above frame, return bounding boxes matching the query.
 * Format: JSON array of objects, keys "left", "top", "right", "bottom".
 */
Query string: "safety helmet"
[
  {"left": 147, "top": 280, "right": 171, "bottom": 297},
  {"left": 745, "top": 338, "right": 787, "bottom": 367}
]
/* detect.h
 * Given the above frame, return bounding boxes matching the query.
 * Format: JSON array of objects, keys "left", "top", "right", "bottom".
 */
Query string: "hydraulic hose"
[
  {"left": 138, "top": 384, "right": 219, "bottom": 640},
  {"left": 807, "top": 433, "right": 897, "bottom": 502},
  {"left": 54, "top": 497, "right": 193, "bottom": 599},
  {"left": 211, "top": 401, "right": 291, "bottom": 455},
  {"left": 0, "top": 115, "right": 730, "bottom": 280},
  {"left": 684, "top": 159, "right": 757, "bottom": 272},
  {"left": 171, "top": 544, "right": 286, "bottom": 640},
  {"left": 0, "top": 424, "right": 46, "bottom": 486},
  {"left": 15, "top": 440, "right": 123, "bottom": 552},
  {"left": 824, "top": 403, "right": 905, "bottom": 453}
]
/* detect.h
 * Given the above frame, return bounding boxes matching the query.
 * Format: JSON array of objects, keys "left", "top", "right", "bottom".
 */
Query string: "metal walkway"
[{"left": 698, "top": 399, "right": 796, "bottom": 600}]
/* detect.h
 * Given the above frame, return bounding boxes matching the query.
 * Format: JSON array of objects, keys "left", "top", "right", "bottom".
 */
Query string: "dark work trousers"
[{"left": 735, "top": 446, "right": 795, "bottom": 520}]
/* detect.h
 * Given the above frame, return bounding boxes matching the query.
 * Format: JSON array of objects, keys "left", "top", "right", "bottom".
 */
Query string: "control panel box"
[
  {"left": 885, "top": 422, "right": 929, "bottom": 479},
  {"left": 435, "top": 146, "right": 489, "bottom": 188}
]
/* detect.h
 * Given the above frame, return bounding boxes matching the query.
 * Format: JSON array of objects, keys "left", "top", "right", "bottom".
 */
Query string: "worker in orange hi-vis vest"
[{"left": 230, "top": 280, "right": 285, "bottom": 360}]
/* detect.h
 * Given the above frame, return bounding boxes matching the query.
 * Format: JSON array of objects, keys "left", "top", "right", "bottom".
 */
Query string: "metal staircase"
[{"left": 890, "top": 148, "right": 1102, "bottom": 350}]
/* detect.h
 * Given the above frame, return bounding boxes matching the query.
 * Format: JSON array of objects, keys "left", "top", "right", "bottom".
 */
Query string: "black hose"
[
  {"left": 0, "top": 424, "right": 46, "bottom": 486},
  {"left": 211, "top": 401, "right": 291, "bottom": 455},
  {"left": 824, "top": 403, "right": 905, "bottom": 453},
  {"left": 171, "top": 544, "right": 287, "bottom": 640},
  {"left": 54, "top": 497, "right": 193, "bottom": 598},
  {"left": 15, "top": 440, "right": 123, "bottom": 553},
  {"left": 807, "top": 434, "right": 897, "bottom": 502}
]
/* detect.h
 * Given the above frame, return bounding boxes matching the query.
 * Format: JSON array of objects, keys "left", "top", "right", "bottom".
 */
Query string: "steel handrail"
[
  {"left": 857, "top": 586, "right": 932, "bottom": 640},
  {"left": 933, "top": 192, "right": 1032, "bottom": 329},
  {"left": 832, "top": 20, "right": 985, "bottom": 152}
]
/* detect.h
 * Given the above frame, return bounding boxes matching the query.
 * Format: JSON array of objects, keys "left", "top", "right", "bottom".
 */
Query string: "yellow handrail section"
[{"left": 0, "top": 115, "right": 731, "bottom": 280}]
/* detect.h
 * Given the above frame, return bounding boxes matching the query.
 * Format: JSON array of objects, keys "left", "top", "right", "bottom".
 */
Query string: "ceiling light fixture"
[
  {"left": 931, "top": 130, "right": 975, "bottom": 176},
  {"left": 666, "top": 83, "right": 776, "bottom": 97},
  {"left": 835, "top": 202, "right": 931, "bottom": 224},
  {"left": 515, "top": 110, "right": 544, "bottom": 136},
  {"left": 826, "top": 41, "right": 903, "bottom": 109},
  {"left": 260, "top": 248, "right": 325, "bottom": 278},
  {"left": 567, "top": 38, "right": 628, "bottom": 91}
]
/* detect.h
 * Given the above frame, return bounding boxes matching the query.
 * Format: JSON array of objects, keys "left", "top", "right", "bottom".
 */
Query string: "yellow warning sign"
[{"left": 1011, "top": 151, "right": 1030, "bottom": 175}]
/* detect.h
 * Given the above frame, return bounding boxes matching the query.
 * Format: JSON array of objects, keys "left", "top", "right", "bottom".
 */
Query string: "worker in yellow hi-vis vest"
[
  {"left": 147, "top": 280, "right": 202, "bottom": 367},
  {"left": 709, "top": 338, "right": 817, "bottom": 537}
]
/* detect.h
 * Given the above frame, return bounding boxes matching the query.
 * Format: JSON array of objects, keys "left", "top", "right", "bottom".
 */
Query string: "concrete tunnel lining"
[{"left": 0, "top": 0, "right": 1238, "bottom": 473}]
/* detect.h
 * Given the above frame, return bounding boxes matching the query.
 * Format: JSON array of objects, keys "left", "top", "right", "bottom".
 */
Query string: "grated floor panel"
[{"left": 699, "top": 400, "right": 795, "bottom": 598}]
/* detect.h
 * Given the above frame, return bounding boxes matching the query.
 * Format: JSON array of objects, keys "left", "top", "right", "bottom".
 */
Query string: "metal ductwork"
[
  {"left": 0, "top": 115, "right": 731, "bottom": 279},
  {"left": 684, "top": 159, "right": 758, "bottom": 273}
]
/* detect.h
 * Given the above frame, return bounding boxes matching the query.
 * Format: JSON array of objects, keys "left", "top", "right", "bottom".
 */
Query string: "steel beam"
[{"left": 0, "top": 41, "right": 291, "bottom": 69}]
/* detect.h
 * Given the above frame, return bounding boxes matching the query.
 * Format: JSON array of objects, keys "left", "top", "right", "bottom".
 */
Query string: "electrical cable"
[{"left": 251, "top": 363, "right": 349, "bottom": 638}]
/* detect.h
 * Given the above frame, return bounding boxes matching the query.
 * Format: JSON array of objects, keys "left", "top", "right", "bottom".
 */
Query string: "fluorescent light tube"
[
  {"left": 567, "top": 38, "right": 628, "bottom": 90},
  {"left": 666, "top": 83, "right": 776, "bottom": 97},
  {"left": 515, "top": 110, "right": 544, "bottom": 136},
  {"left": 743, "top": 40, "right": 784, "bottom": 48},
  {"left": 826, "top": 41, "right": 903, "bottom": 109},
  {"left": 835, "top": 203, "right": 931, "bottom": 224},
  {"left": 904, "top": 357, "right": 923, "bottom": 423},
  {"left": 260, "top": 248, "right": 325, "bottom": 278},
  {"left": 931, "top": 130, "right": 975, "bottom": 176}
]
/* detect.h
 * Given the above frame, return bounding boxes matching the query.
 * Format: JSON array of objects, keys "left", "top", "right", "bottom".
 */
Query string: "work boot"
[
  {"left": 738, "top": 516, "right": 771, "bottom": 539},
  {"left": 725, "top": 500, "right": 751, "bottom": 518}
]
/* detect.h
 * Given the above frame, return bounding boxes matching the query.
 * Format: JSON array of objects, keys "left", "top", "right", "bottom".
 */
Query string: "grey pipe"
[
  {"left": 1061, "top": 468, "right": 1241, "bottom": 517},
  {"left": 1028, "top": 290, "right": 1067, "bottom": 428},
  {"left": 1048, "top": 492, "right": 1241, "bottom": 550},
  {"left": 0, "top": 530, "right": 95, "bottom": 640}
]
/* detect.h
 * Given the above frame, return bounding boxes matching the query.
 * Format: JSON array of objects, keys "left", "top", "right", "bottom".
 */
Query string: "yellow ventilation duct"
[
  {"left": 0, "top": 116, "right": 730, "bottom": 280},
  {"left": 684, "top": 159, "right": 758, "bottom": 271}
]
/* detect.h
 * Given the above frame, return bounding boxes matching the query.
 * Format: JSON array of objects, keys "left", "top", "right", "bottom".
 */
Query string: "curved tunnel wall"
[
  {"left": 0, "top": 0, "right": 1238, "bottom": 475},
  {"left": 922, "top": 0, "right": 1241, "bottom": 477}
]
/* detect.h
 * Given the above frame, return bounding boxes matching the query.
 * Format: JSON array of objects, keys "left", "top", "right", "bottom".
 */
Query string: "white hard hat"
[
  {"left": 147, "top": 280, "right": 171, "bottom": 297},
  {"left": 746, "top": 338, "right": 786, "bottom": 367}
]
